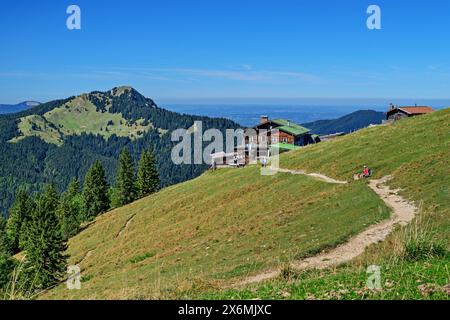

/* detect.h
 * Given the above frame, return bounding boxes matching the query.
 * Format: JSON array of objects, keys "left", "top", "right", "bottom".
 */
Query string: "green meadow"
[{"left": 41, "top": 109, "right": 449, "bottom": 299}]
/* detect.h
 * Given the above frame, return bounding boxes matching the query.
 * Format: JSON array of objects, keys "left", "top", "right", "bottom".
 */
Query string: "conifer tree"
[
  {"left": 67, "top": 176, "right": 80, "bottom": 199},
  {"left": 82, "top": 160, "right": 110, "bottom": 220},
  {"left": 0, "top": 216, "right": 14, "bottom": 290},
  {"left": 58, "top": 177, "right": 83, "bottom": 240},
  {"left": 112, "top": 149, "right": 137, "bottom": 207},
  {"left": 136, "top": 149, "right": 160, "bottom": 198},
  {"left": 5, "top": 188, "right": 33, "bottom": 253},
  {"left": 24, "top": 185, "right": 67, "bottom": 291},
  {"left": 0, "top": 216, "right": 7, "bottom": 250}
]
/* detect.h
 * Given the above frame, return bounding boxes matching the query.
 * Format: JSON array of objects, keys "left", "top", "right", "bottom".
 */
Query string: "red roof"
[{"left": 398, "top": 106, "right": 434, "bottom": 114}]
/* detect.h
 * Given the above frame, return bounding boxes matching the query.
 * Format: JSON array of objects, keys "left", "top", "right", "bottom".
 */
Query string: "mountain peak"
[{"left": 110, "top": 86, "right": 138, "bottom": 97}]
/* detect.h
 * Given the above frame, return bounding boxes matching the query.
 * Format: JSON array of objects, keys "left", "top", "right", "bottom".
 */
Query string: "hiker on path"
[{"left": 362, "top": 165, "right": 370, "bottom": 178}]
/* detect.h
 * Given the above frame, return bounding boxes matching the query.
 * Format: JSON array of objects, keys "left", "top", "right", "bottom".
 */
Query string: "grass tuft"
[{"left": 129, "top": 251, "right": 157, "bottom": 264}]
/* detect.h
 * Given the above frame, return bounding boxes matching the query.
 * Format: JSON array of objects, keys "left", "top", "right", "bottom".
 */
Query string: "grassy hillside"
[
  {"left": 282, "top": 108, "right": 450, "bottom": 241},
  {"left": 9, "top": 95, "right": 153, "bottom": 145},
  {"left": 42, "top": 166, "right": 388, "bottom": 299},
  {"left": 203, "top": 109, "right": 450, "bottom": 300},
  {"left": 43, "top": 109, "right": 449, "bottom": 300}
]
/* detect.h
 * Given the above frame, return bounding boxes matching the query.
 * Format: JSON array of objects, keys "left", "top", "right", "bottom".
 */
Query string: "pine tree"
[
  {"left": 112, "top": 149, "right": 137, "bottom": 207},
  {"left": 67, "top": 176, "right": 80, "bottom": 199},
  {"left": 82, "top": 160, "right": 110, "bottom": 220},
  {"left": 58, "top": 177, "right": 83, "bottom": 240},
  {"left": 0, "top": 216, "right": 7, "bottom": 250},
  {"left": 0, "top": 216, "right": 14, "bottom": 290},
  {"left": 24, "top": 185, "right": 67, "bottom": 291},
  {"left": 136, "top": 149, "right": 160, "bottom": 198},
  {"left": 5, "top": 188, "right": 33, "bottom": 253}
]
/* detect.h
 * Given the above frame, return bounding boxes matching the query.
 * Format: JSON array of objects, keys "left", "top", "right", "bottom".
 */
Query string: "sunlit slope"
[
  {"left": 200, "top": 110, "right": 450, "bottom": 300},
  {"left": 282, "top": 108, "right": 450, "bottom": 242},
  {"left": 9, "top": 95, "right": 153, "bottom": 145},
  {"left": 44, "top": 167, "right": 387, "bottom": 299},
  {"left": 44, "top": 109, "right": 449, "bottom": 299}
]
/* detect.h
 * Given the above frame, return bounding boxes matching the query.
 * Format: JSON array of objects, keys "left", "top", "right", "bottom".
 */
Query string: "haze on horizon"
[{"left": 1, "top": 0, "right": 449, "bottom": 105}]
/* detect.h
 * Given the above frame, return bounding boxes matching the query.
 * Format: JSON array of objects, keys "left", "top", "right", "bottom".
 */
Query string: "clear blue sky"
[{"left": 1, "top": 0, "right": 449, "bottom": 104}]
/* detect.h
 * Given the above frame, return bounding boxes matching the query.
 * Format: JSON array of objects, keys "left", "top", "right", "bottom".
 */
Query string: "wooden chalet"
[
  {"left": 210, "top": 115, "right": 320, "bottom": 168},
  {"left": 249, "top": 115, "right": 320, "bottom": 150},
  {"left": 386, "top": 105, "right": 434, "bottom": 121}
]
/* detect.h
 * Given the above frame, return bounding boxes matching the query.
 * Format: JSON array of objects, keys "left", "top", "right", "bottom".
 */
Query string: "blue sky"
[{"left": 1, "top": 0, "right": 449, "bottom": 104}]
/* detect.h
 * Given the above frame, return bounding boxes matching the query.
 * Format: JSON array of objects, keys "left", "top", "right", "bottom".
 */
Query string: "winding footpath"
[
  {"left": 234, "top": 171, "right": 417, "bottom": 287},
  {"left": 273, "top": 167, "right": 348, "bottom": 184}
]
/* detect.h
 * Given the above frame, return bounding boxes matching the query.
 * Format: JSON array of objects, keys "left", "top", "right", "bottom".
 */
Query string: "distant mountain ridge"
[
  {"left": 0, "top": 101, "right": 41, "bottom": 114},
  {"left": 302, "top": 110, "right": 385, "bottom": 135}
]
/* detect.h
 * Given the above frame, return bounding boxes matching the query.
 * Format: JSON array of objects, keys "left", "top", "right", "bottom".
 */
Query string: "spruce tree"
[
  {"left": 112, "top": 149, "right": 137, "bottom": 207},
  {"left": 82, "top": 160, "right": 110, "bottom": 220},
  {"left": 5, "top": 188, "right": 33, "bottom": 253},
  {"left": 0, "top": 216, "right": 14, "bottom": 290},
  {"left": 66, "top": 176, "right": 80, "bottom": 199},
  {"left": 58, "top": 177, "right": 83, "bottom": 240},
  {"left": 24, "top": 185, "right": 67, "bottom": 291},
  {"left": 136, "top": 149, "right": 160, "bottom": 198},
  {"left": 0, "top": 216, "right": 7, "bottom": 250}
]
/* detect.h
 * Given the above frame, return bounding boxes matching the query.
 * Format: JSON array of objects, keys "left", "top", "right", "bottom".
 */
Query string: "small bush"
[
  {"left": 404, "top": 240, "right": 447, "bottom": 261},
  {"left": 129, "top": 251, "right": 156, "bottom": 264},
  {"left": 81, "top": 274, "right": 93, "bottom": 283}
]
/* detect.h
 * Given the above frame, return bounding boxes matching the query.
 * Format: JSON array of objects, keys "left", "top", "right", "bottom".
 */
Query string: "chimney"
[{"left": 260, "top": 115, "right": 269, "bottom": 124}]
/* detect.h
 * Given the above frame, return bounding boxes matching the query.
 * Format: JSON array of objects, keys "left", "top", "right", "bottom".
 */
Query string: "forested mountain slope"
[
  {"left": 302, "top": 110, "right": 385, "bottom": 134},
  {"left": 0, "top": 86, "right": 239, "bottom": 214}
]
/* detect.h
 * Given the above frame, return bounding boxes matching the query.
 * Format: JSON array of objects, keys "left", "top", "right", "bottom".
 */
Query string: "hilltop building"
[
  {"left": 386, "top": 105, "right": 434, "bottom": 121},
  {"left": 248, "top": 116, "right": 320, "bottom": 151},
  {"left": 211, "top": 115, "right": 320, "bottom": 167}
]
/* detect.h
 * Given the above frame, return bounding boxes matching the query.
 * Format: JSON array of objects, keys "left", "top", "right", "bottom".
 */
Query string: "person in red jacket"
[{"left": 363, "top": 165, "right": 370, "bottom": 177}]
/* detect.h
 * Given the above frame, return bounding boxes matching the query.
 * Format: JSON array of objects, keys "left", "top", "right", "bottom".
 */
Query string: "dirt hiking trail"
[
  {"left": 272, "top": 167, "right": 348, "bottom": 184},
  {"left": 234, "top": 174, "right": 417, "bottom": 287}
]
